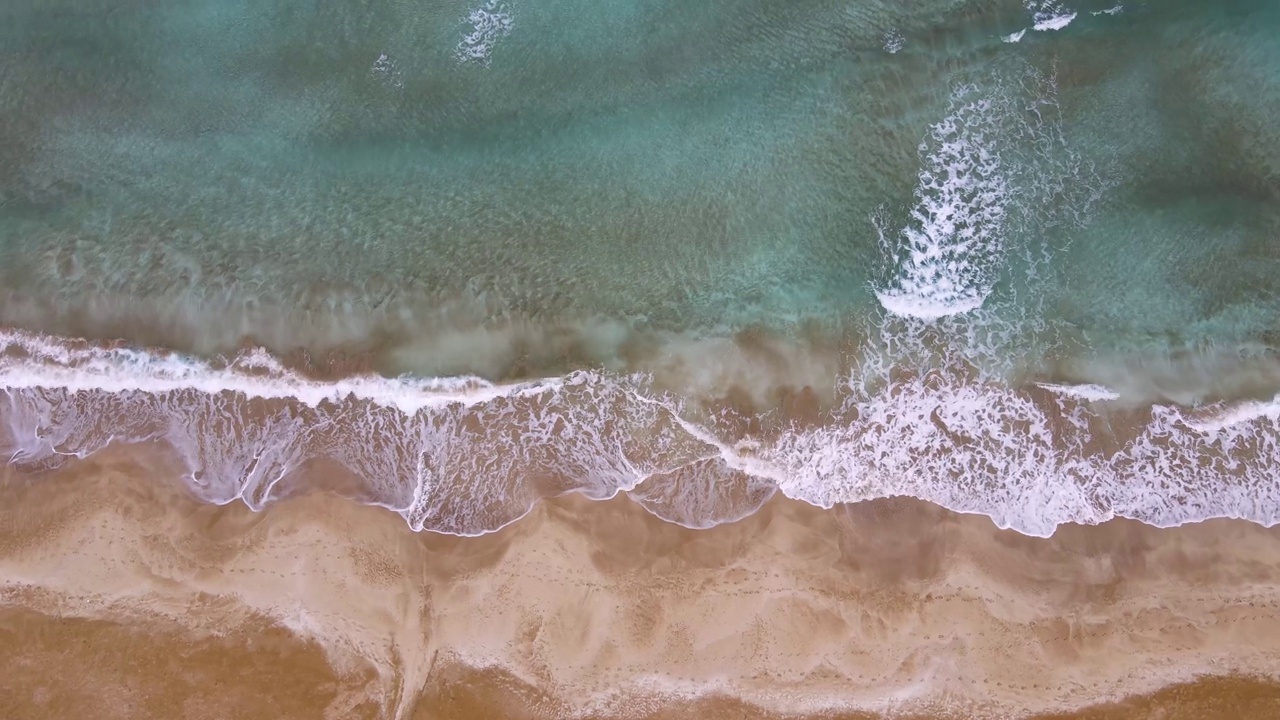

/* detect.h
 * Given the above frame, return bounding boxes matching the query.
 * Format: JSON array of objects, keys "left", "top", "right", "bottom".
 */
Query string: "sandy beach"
[{"left": 2, "top": 446, "right": 1279, "bottom": 720}]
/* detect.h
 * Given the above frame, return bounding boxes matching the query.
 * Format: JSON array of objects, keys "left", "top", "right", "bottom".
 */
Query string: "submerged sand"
[{"left": 1, "top": 447, "right": 1279, "bottom": 719}]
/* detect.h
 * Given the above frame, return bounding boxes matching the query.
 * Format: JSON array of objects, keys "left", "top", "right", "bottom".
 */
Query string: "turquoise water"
[
  {"left": 5, "top": 0, "right": 1274, "bottom": 365},
  {"left": 2, "top": 1, "right": 1280, "bottom": 535}
]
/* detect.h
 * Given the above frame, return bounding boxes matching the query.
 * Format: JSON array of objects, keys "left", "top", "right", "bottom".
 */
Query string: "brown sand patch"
[
  {"left": 1034, "top": 676, "right": 1280, "bottom": 720},
  {"left": 0, "top": 607, "right": 379, "bottom": 720},
  {"left": 407, "top": 665, "right": 1280, "bottom": 720},
  {"left": 1, "top": 449, "right": 1280, "bottom": 718}
]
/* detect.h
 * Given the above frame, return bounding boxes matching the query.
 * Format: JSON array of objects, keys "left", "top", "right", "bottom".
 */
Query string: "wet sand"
[{"left": 2, "top": 447, "right": 1280, "bottom": 719}]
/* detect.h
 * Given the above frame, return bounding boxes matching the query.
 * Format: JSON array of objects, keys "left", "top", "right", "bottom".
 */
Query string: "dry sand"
[{"left": 1, "top": 446, "right": 1279, "bottom": 719}]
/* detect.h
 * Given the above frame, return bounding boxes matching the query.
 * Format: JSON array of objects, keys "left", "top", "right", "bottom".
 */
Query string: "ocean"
[{"left": 2, "top": 0, "right": 1280, "bottom": 538}]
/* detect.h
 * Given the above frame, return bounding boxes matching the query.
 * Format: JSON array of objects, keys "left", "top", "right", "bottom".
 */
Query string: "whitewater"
[{"left": 5, "top": 322, "right": 1280, "bottom": 539}]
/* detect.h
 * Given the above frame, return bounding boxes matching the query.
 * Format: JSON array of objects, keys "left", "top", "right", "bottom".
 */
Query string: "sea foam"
[
  {"left": 1035, "top": 382, "right": 1121, "bottom": 402},
  {"left": 874, "top": 85, "right": 1012, "bottom": 320},
  {"left": 875, "top": 63, "right": 1101, "bottom": 324},
  {"left": 456, "top": 0, "right": 514, "bottom": 65},
  {"left": 5, "top": 327, "right": 1280, "bottom": 538},
  {"left": 1027, "top": 1, "right": 1077, "bottom": 32}
]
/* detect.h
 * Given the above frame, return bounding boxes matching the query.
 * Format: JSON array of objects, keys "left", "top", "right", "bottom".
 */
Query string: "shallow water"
[{"left": 2, "top": 1, "right": 1280, "bottom": 536}]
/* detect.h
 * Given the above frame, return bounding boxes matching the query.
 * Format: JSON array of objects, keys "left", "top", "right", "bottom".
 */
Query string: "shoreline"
[
  {"left": 8, "top": 325, "right": 1280, "bottom": 538},
  {"left": 3, "top": 449, "right": 1279, "bottom": 718}
]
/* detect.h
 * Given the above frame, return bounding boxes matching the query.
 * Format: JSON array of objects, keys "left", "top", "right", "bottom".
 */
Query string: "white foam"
[
  {"left": 0, "top": 328, "right": 688, "bottom": 535},
  {"left": 1034, "top": 12, "right": 1076, "bottom": 31},
  {"left": 1110, "top": 403, "right": 1280, "bottom": 527},
  {"left": 5, "top": 327, "right": 1280, "bottom": 539},
  {"left": 456, "top": 0, "right": 514, "bottom": 66},
  {"left": 1179, "top": 397, "right": 1280, "bottom": 433},
  {"left": 875, "top": 293, "right": 988, "bottom": 321},
  {"left": 874, "top": 86, "right": 1011, "bottom": 320},
  {"left": 767, "top": 369, "right": 1280, "bottom": 535},
  {"left": 370, "top": 52, "right": 403, "bottom": 89},
  {"left": 1034, "top": 382, "right": 1120, "bottom": 402},
  {"left": 767, "top": 377, "right": 1106, "bottom": 537},
  {"left": 1091, "top": 5, "right": 1123, "bottom": 16},
  {"left": 1003, "top": 29, "right": 1028, "bottom": 44},
  {"left": 1026, "top": 2, "right": 1077, "bottom": 31},
  {"left": 875, "top": 62, "right": 1101, "bottom": 325},
  {"left": 0, "top": 329, "right": 544, "bottom": 416},
  {"left": 755, "top": 283, "right": 1280, "bottom": 536},
  {"left": 883, "top": 29, "right": 905, "bottom": 54}
]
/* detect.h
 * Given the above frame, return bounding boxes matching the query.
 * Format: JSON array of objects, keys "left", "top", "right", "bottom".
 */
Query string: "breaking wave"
[
  {"left": 874, "top": 84, "right": 1013, "bottom": 319},
  {"left": 874, "top": 62, "right": 1099, "bottom": 322},
  {"left": 5, "top": 325, "right": 1280, "bottom": 539}
]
